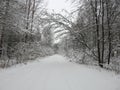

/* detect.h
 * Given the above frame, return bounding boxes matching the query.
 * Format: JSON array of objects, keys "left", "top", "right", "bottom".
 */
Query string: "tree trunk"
[
  {"left": 30, "top": 0, "right": 35, "bottom": 31},
  {"left": 26, "top": 0, "right": 31, "bottom": 30},
  {"left": 106, "top": 0, "right": 112, "bottom": 64},
  {"left": 95, "top": 0, "right": 101, "bottom": 67},
  {"left": 1, "top": 0, "right": 10, "bottom": 62},
  {"left": 101, "top": 0, "right": 105, "bottom": 66}
]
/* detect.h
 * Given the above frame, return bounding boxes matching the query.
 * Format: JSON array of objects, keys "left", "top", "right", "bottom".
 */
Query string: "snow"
[{"left": 0, "top": 55, "right": 120, "bottom": 90}]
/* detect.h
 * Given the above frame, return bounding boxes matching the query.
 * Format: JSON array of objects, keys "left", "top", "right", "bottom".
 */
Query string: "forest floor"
[{"left": 0, "top": 55, "right": 120, "bottom": 90}]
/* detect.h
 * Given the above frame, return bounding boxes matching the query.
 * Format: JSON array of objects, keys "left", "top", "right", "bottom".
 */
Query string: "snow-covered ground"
[{"left": 0, "top": 55, "right": 120, "bottom": 90}]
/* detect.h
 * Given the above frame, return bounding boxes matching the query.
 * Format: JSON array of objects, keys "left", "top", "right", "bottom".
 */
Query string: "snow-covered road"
[{"left": 0, "top": 55, "right": 120, "bottom": 90}]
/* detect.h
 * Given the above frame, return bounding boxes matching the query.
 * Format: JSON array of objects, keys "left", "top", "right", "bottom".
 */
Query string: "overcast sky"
[{"left": 46, "top": 0, "right": 74, "bottom": 13}]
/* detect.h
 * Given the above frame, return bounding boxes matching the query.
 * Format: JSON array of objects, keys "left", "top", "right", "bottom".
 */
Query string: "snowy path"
[{"left": 0, "top": 55, "right": 120, "bottom": 90}]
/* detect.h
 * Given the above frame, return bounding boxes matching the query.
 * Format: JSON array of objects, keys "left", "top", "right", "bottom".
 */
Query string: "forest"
[{"left": 0, "top": 0, "right": 120, "bottom": 72}]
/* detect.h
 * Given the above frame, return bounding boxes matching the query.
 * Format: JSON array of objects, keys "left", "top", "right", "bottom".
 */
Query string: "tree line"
[
  {"left": 72, "top": 0, "right": 120, "bottom": 67},
  {"left": 0, "top": 0, "right": 120, "bottom": 70},
  {"left": 0, "top": 0, "right": 54, "bottom": 68},
  {"left": 44, "top": 0, "right": 120, "bottom": 69}
]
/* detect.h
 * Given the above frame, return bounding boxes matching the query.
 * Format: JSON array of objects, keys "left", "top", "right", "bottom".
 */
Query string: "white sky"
[{"left": 46, "top": 0, "right": 73, "bottom": 13}]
